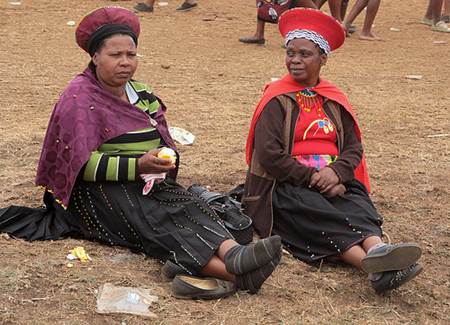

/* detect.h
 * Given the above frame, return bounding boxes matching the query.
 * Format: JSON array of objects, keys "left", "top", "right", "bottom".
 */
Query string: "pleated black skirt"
[
  {"left": 272, "top": 180, "right": 383, "bottom": 264},
  {"left": 0, "top": 180, "right": 233, "bottom": 275}
]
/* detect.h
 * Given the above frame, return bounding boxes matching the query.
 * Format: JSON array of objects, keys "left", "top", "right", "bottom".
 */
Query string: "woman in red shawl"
[{"left": 244, "top": 8, "right": 423, "bottom": 294}]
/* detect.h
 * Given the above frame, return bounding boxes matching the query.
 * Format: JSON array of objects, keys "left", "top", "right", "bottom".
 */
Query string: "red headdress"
[
  {"left": 75, "top": 7, "right": 140, "bottom": 56},
  {"left": 279, "top": 8, "right": 345, "bottom": 53}
]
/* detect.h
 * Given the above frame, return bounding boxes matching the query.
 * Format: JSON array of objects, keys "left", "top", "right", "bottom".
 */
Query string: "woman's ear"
[
  {"left": 92, "top": 53, "right": 99, "bottom": 66},
  {"left": 320, "top": 54, "right": 328, "bottom": 66}
]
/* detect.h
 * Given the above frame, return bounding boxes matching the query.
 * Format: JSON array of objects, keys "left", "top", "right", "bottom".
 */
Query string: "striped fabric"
[{"left": 82, "top": 80, "right": 162, "bottom": 182}]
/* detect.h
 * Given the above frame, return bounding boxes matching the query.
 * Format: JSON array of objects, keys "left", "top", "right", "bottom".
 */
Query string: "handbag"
[{"left": 187, "top": 184, "right": 253, "bottom": 245}]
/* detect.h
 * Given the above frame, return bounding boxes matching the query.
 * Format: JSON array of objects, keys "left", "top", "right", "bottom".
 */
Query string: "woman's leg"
[
  {"left": 216, "top": 237, "right": 281, "bottom": 274},
  {"left": 443, "top": 0, "right": 450, "bottom": 16},
  {"left": 341, "top": 0, "right": 349, "bottom": 20},
  {"left": 424, "top": 0, "right": 433, "bottom": 20},
  {"left": 342, "top": 0, "right": 368, "bottom": 28},
  {"left": 216, "top": 238, "right": 239, "bottom": 259},
  {"left": 340, "top": 244, "right": 367, "bottom": 269},
  {"left": 200, "top": 256, "right": 235, "bottom": 282},
  {"left": 328, "top": 0, "right": 343, "bottom": 21},
  {"left": 359, "top": 0, "right": 381, "bottom": 39},
  {"left": 340, "top": 235, "right": 383, "bottom": 269},
  {"left": 431, "top": 0, "right": 445, "bottom": 24},
  {"left": 361, "top": 235, "right": 383, "bottom": 252},
  {"left": 314, "top": 0, "right": 328, "bottom": 9}
]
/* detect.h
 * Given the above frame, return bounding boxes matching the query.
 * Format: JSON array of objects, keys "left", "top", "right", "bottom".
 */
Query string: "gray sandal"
[{"left": 361, "top": 243, "right": 422, "bottom": 273}]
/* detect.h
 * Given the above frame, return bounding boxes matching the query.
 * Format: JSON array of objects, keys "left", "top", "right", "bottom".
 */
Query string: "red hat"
[
  {"left": 76, "top": 7, "right": 140, "bottom": 55},
  {"left": 278, "top": 8, "right": 345, "bottom": 53}
]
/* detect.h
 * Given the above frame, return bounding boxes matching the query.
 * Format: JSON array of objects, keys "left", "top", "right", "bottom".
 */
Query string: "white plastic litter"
[
  {"left": 67, "top": 21, "right": 76, "bottom": 26},
  {"left": 405, "top": 75, "right": 423, "bottom": 80},
  {"left": 271, "top": 77, "right": 280, "bottom": 82},
  {"left": 169, "top": 126, "right": 195, "bottom": 145},
  {"left": 158, "top": 2, "right": 169, "bottom": 6},
  {"left": 96, "top": 283, "right": 158, "bottom": 317},
  {"left": 389, "top": 27, "right": 400, "bottom": 32},
  {"left": 9, "top": 1, "right": 21, "bottom": 5}
]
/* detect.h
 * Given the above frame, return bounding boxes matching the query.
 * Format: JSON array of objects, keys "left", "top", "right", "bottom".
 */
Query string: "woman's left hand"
[{"left": 309, "top": 167, "right": 340, "bottom": 193}]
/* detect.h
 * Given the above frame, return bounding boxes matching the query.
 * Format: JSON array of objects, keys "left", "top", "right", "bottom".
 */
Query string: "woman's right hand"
[
  {"left": 323, "top": 184, "right": 346, "bottom": 198},
  {"left": 137, "top": 149, "right": 176, "bottom": 174}
]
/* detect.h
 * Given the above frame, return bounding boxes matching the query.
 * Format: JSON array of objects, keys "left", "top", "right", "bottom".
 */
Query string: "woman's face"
[
  {"left": 92, "top": 34, "right": 138, "bottom": 88},
  {"left": 285, "top": 38, "right": 327, "bottom": 87}
]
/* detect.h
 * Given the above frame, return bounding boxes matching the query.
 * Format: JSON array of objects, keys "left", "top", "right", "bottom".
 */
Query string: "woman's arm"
[
  {"left": 82, "top": 151, "right": 140, "bottom": 182},
  {"left": 82, "top": 149, "right": 175, "bottom": 182},
  {"left": 253, "top": 97, "right": 316, "bottom": 186},
  {"left": 328, "top": 108, "right": 363, "bottom": 183}
]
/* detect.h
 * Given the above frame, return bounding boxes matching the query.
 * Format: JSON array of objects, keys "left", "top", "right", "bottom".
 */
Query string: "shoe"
[
  {"left": 441, "top": 15, "right": 450, "bottom": 23},
  {"left": 348, "top": 25, "right": 357, "bottom": 34},
  {"left": 134, "top": 2, "right": 154, "bottom": 12},
  {"left": 431, "top": 20, "right": 450, "bottom": 33},
  {"left": 371, "top": 263, "right": 423, "bottom": 294},
  {"left": 421, "top": 17, "right": 433, "bottom": 26},
  {"left": 176, "top": 2, "right": 197, "bottom": 11},
  {"left": 361, "top": 243, "right": 422, "bottom": 273},
  {"left": 171, "top": 275, "right": 236, "bottom": 300},
  {"left": 161, "top": 260, "right": 186, "bottom": 282},
  {"left": 239, "top": 37, "right": 266, "bottom": 45}
]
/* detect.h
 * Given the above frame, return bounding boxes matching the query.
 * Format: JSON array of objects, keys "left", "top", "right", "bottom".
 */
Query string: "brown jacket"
[{"left": 243, "top": 92, "right": 363, "bottom": 237}]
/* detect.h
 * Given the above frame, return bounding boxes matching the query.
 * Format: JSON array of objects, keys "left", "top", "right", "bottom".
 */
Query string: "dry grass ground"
[{"left": 0, "top": 0, "right": 449, "bottom": 324}]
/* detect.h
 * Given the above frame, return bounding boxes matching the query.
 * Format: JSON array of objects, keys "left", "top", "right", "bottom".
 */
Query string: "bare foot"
[{"left": 358, "top": 32, "right": 382, "bottom": 41}]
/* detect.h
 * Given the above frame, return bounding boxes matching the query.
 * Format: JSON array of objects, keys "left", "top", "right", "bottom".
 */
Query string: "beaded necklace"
[{"left": 295, "top": 89, "right": 324, "bottom": 117}]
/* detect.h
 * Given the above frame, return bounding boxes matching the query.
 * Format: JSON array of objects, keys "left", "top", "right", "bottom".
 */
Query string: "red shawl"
[{"left": 245, "top": 74, "right": 371, "bottom": 192}]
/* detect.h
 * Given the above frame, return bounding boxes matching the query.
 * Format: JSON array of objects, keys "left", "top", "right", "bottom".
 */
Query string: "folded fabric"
[{"left": 141, "top": 173, "right": 166, "bottom": 195}]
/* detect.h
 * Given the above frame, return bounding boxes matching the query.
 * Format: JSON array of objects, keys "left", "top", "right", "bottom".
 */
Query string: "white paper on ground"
[
  {"left": 96, "top": 283, "right": 158, "bottom": 317},
  {"left": 169, "top": 126, "right": 195, "bottom": 145}
]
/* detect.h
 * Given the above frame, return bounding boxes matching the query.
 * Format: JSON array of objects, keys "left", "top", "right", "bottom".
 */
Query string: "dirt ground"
[{"left": 0, "top": 0, "right": 449, "bottom": 324}]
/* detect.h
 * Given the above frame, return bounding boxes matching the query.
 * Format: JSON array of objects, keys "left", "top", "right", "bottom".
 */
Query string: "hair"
[{"left": 94, "top": 32, "right": 137, "bottom": 54}]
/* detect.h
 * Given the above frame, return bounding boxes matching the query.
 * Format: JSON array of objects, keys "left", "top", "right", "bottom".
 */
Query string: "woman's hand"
[
  {"left": 309, "top": 167, "right": 340, "bottom": 193},
  {"left": 137, "top": 149, "right": 176, "bottom": 174},
  {"left": 323, "top": 184, "right": 346, "bottom": 198}
]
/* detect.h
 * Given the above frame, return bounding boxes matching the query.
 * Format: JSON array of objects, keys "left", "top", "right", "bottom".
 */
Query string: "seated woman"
[
  {"left": 243, "top": 8, "right": 423, "bottom": 294},
  {"left": 0, "top": 7, "right": 281, "bottom": 297}
]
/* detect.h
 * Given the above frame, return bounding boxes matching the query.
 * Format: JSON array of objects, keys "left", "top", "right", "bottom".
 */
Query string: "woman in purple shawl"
[{"left": 0, "top": 7, "right": 282, "bottom": 298}]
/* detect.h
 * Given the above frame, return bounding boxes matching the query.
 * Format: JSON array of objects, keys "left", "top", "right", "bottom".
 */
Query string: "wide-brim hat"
[
  {"left": 76, "top": 7, "right": 140, "bottom": 54},
  {"left": 278, "top": 8, "right": 345, "bottom": 53}
]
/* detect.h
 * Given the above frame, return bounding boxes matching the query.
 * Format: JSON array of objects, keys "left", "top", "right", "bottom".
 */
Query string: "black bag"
[{"left": 187, "top": 184, "right": 253, "bottom": 245}]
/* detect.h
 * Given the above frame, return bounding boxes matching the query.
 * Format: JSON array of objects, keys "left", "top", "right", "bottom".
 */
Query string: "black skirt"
[
  {"left": 272, "top": 180, "right": 383, "bottom": 264},
  {"left": 0, "top": 180, "right": 233, "bottom": 275}
]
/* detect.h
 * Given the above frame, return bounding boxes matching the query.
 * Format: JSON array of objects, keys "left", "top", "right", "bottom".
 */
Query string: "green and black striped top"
[{"left": 82, "top": 81, "right": 161, "bottom": 182}]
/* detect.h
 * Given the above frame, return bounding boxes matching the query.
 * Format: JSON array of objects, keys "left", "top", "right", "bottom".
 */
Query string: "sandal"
[
  {"left": 361, "top": 243, "right": 422, "bottom": 273},
  {"left": 421, "top": 17, "right": 433, "bottom": 26},
  {"left": 172, "top": 275, "right": 236, "bottom": 300},
  {"left": 134, "top": 2, "right": 153, "bottom": 12},
  {"left": 431, "top": 20, "right": 450, "bottom": 33},
  {"left": 176, "top": 2, "right": 198, "bottom": 11},
  {"left": 239, "top": 37, "right": 266, "bottom": 45}
]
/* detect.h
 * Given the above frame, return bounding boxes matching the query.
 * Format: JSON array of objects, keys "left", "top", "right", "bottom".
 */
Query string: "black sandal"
[
  {"left": 187, "top": 184, "right": 253, "bottom": 245},
  {"left": 176, "top": 2, "right": 198, "bottom": 11},
  {"left": 134, "top": 2, "right": 154, "bottom": 12},
  {"left": 239, "top": 37, "right": 266, "bottom": 45}
]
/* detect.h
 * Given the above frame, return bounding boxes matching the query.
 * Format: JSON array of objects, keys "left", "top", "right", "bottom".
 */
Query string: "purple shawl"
[{"left": 35, "top": 67, "right": 177, "bottom": 208}]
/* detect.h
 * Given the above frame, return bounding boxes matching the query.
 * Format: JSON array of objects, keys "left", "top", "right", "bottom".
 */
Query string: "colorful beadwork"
[{"left": 296, "top": 89, "right": 323, "bottom": 114}]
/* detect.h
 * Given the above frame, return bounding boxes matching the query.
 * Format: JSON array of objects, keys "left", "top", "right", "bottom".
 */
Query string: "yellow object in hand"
[{"left": 157, "top": 147, "right": 177, "bottom": 164}]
